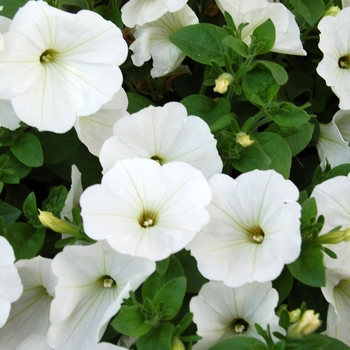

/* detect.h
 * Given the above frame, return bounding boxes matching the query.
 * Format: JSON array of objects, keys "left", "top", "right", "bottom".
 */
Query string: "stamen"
[
  {"left": 103, "top": 278, "right": 114, "bottom": 288},
  {"left": 143, "top": 218, "right": 153, "bottom": 227},
  {"left": 253, "top": 234, "right": 264, "bottom": 243},
  {"left": 234, "top": 324, "right": 245, "bottom": 334}
]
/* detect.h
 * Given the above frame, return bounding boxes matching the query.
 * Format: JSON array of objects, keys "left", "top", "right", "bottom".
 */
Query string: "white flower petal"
[
  {"left": 75, "top": 88, "right": 129, "bottom": 156},
  {"left": 190, "top": 281, "right": 280, "bottom": 349},
  {"left": 316, "top": 119, "right": 350, "bottom": 168},
  {"left": 0, "top": 236, "right": 22, "bottom": 328},
  {"left": 130, "top": 5, "right": 198, "bottom": 78},
  {"left": 100, "top": 102, "right": 222, "bottom": 178},
  {"left": 0, "top": 1, "right": 127, "bottom": 133},
  {"left": 121, "top": 0, "right": 188, "bottom": 27},
  {"left": 188, "top": 170, "right": 301, "bottom": 287},
  {"left": 81, "top": 159, "right": 211, "bottom": 261},
  {"left": 0, "top": 256, "right": 55, "bottom": 349},
  {"left": 216, "top": 0, "right": 305, "bottom": 55},
  {"left": 49, "top": 241, "right": 155, "bottom": 349}
]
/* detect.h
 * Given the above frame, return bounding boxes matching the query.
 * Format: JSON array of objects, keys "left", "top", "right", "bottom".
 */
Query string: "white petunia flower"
[
  {"left": 121, "top": 0, "right": 188, "bottom": 27},
  {"left": 75, "top": 88, "right": 129, "bottom": 157},
  {"left": 190, "top": 281, "right": 280, "bottom": 349},
  {"left": 0, "top": 0, "right": 127, "bottom": 133},
  {"left": 216, "top": 0, "right": 306, "bottom": 55},
  {"left": 317, "top": 7, "right": 350, "bottom": 109},
  {"left": 80, "top": 158, "right": 211, "bottom": 261},
  {"left": 99, "top": 102, "right": 222, "bottom": 177},
  {"left": 130, "top": 5, "right": 198, "bottom": 78},
  {"left": 311, "top": 175, "right": 350, "bottom": 345},
  {"left": 0, "top": 236, "right": 22, "bottom": 328},
  {"left": 343, "top": 0, "right": 350, "bottom": 8},
  {"left": 0, "top": 256, "right": 56, "bottom": 349},
  {"left": 48, "top": 240, "right": 155, "bottom": 349},
  {"left": 316, "top": 110, "right": 350, "bottom": 168},
  {"left": 0, "top": 15, "right": 21, "bottom": 131},
  {"left": 188, "top": 169, "right": 301, "bottom": 288},
  {"left": 321, "top": 265, "right": 350, "bottom": 345}
]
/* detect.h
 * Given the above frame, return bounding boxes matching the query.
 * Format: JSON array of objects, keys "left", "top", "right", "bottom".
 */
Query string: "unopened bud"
[
  {"left": 38, "top": 210, "right": 80, "bottom": 236},
  {"left": 213, "top": 73, "right": 234, "bottom": 94},
  {"left": 287, "top": 310, "right": 321, "bottom": 338},
  {"left": 323, "top": 5, "right": 340, "bottom": 17},
  {"left": 289, "top": 308, "right": 301, "bottom": 323},
  {"left": 171, "top": 337, "right": 185, "bottom": 350},
  {"left": 236, "top": 132, "right": 254, "bottom": 147},
  {"left": 315, "top": 229, "right": 350, "bottom": 244}
]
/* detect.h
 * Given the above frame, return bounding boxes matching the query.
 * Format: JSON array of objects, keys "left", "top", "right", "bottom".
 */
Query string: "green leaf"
[
  {"left": 176, "top": 249, "right": 207, "bottom": 293},
  {"left": 31, "top": 128, "right": 81, "bottom": 165},
  {"left": 288, "top": 242, "right": 325, "bottom": 287},
  {"left": 138, "top": 322, "right": 174, "bottom": 350},
  {"left": 156, "top": 258, "right": 170, "bottom": 275},
  {"left": 127, "top": 92, "right": 153, "bottom": 114},
  {"left": 209, "top": 337, "right": 267, "bottom": 350},
  {"left": 273, "top": 267, "right": 294, "bottom": 305},
  {"left": 0, "top": 199, "right": 21, "bottom": 227},
  {"left": 111, "top": 305, "right": 151, "bottom": 337},
  {"left": 285, "top": 333, "right": 329, "bottom": 350},
  {"left": 279, "top": 308, "right": 291, "bottom": 332},
  {"left": 0, "top": 0, "right": 27, "bottom": 19},
  {"left": 42, "top": 185, "right": 68, "bottom": 217},
  {"left": 290, "top": 0, "right": 325, "bottom": 26},
  {"left": 23, "top": 192, "right": 42, "bottom": 227},
  {"left": 267, "top": 123, "right": 314, "bottom": 156},
  {"left": 10, "top": 133, "right": 43, "bottom": 167},
  {"left": 210, "top": 114, "right": 235, "bottom": 134},
  {"left": 153, "top": 277, "right": 186, "bottom": 321},
  {"left": 242, "top": 67, "right": 279, "bottom": 106},
  {"left": 181, "top": 95, "right": 231, "bottom": 126},
  {"left": 255, "top": 61, "right": 288, "bottom": 86},
  {"left": 3, "top": 223, "right": 45, "bottom": 260},
  {"left": 222, "top": 36, "right": 249, "bottom": 57},
  {"left": 170, "top": 24, "right": 233, "bottom": 66},
  {"left": 142, "top": 255, "right": 184, "bottom": 302},
  {"left": 322, "top": 335, "right": 350, "bottom": 350},
  {"left": 300, "top": 198, "right": 317, "bottom": 229},
  {"left": 251, "top": 19, "right": 276, "bottom": 55},
  {"left": 266, "top": 102, "right": 310, "bottom": 128}
]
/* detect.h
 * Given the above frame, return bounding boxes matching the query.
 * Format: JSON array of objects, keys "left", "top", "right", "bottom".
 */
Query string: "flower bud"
[
  {"left": 323, "top": 6, "right": 340, "bottom": 17},
  {"left": 213, "top": 73, "right": 234, "bottom": 94},
  {"left": 38, "top": 210, "right": 80, "bottom": 236},
  {"left": 171, "top": 337, "right": 185, "bottom": 350},
  {"left": 289, "top": 308, "right": 301, "bottom": 323},
  {"left": 236, "top": 132, "right": 254, "bottom": 147},
  {"left": 287, "top": 310, "right": 321, "bottom": 338},
  {"left": 315, "top": 229, "right": 350, "bottom": 244}
]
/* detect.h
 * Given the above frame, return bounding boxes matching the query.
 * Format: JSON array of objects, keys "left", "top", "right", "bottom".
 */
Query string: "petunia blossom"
[
  {"left": 0, "top": 256, "right": 57, "bottom": 349},
  {"left": 317, "top": 7, "right": 350, "bottom": 109},
  {"left": 188, "top": 169, "right": 301, "bottom": 287},
  {"left": 216, "top": 0, "right": 306, "bottom": 55},
  {"left": 316, "top": 110, "right": 350, "bottom": 168},
  {"left": 130, "top": 5, "right": 198, "bottom": 78},
  {"left": 190, "top": 281, "right": 280, "bottom": 349},
  {"left": 311, "top": 175, "right": 350, "bottom": 345},
  {"left": 0, "top": 0, "right": 127, "bottom": 133},
  {"left": 48, "top": 240, "right": 155, "bottom": 349},
  {"left": 75, "top": 88, "right": 129, "bottom": 157},
  {"left": 121, "top": 0, "right": 188, "bottom": 27},
  {"left": 0, "top": 236, "right": 23, "bottom": 328},
  {"left": 0, "top": 15, "right": 21, "bottom": 130},
  {"left": 80, "top": 158, "right": 211, "bottom": 261},
  {"left": 99, "top": 102, "right": 222, "bottom": 178}
]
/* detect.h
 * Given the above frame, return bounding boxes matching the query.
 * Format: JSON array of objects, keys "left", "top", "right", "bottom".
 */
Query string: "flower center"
[
  {"left": 339, "top": 55, "right": 350, "bottom": 69},
  {"left": 40, "top": 49, "right": 57, "bottom": 64},
  {"left": 151, "top": 155, "right": 164, "bottom": 165},
  {"left": 102, "top": 275, "right": 115, "bottom": 288},
  {"left": 247, "top": 225, "right": 265, "bottom": 244},
  {"left": 230, "top": 317, "right": 249, "bottom": 334},
  {"left": 139, "top": 211, "right": 157, "bottom": 228}
]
